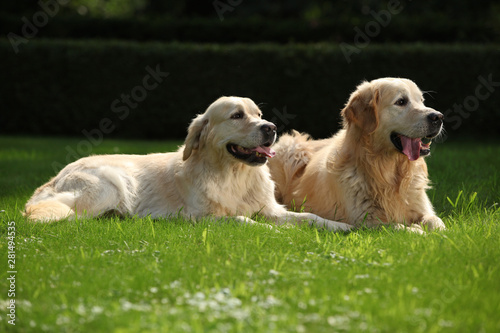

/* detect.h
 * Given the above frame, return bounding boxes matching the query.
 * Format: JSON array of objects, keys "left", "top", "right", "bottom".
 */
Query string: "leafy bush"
[
  {"left": 1, "top": 15, "right": 499, "bottom": 44},
  {"left": 1, "top": 40, "right": 499, "bottom": 140}
]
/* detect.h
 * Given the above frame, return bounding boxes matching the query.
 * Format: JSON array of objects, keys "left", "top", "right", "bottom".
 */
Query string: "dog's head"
[
  {"left": 183, "top": 96, "right": 277, "bottom": 166},
  {"left": 341, "top": 78, "right": 443, "bottom": 161}
]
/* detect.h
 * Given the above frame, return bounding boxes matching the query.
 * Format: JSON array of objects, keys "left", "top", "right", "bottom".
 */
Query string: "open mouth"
[
  {"left": 390, "top": 133, "right": 434, "bottom": 161},
  {"left": 226, "top": 142, "right": 276, "bottom": 165}
]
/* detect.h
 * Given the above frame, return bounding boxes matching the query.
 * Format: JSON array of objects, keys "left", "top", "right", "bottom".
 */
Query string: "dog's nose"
[
  {"left": 427, "top": 112, "right": 444, "bottom": 126},
  {"left": 261, "top": 123, "right": 277, "bottom": 135}
]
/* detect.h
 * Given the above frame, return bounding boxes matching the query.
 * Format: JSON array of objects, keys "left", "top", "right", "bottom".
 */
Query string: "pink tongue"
[
  {"left": 253, "top": 146, "right": 276, "bottom": 158},
  {"left": 400, "top": 135, "right": 421, "bottom": 161}
]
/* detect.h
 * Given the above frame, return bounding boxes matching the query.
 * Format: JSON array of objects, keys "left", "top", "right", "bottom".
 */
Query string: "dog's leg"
[
  {"left": 26, "top": 167, "right": 131, "bottom": 222},
  {"left": 234, "top": 216, "right": 277, "bottom": 230},
  {"left": 198, "top": 215, "right": 259, "bottom": 225},
  {"left": 263, "top": 206, "right": 352, "bottom": 232},
  {"left": 25, "top": 182, "right": 77, "bottom": 222},
  {"left": 410, "top": 188, "right": 446, "bottom": 231},
  {"left": 420, "top": 215, "right": 446, "bottom": 231},
  {"left": 394, "top": 224, "right": 425, "bottom": 234},
  {"left": 283, "top": 211, "right": 353, "bottom": 231},
  {"left": 233, "top": 216, "right": 259, "bottom": 225},
  {"left": 412, "top": 194, "right": 446, "bottom": 231},
  {"left": 70, "top": 169, "right": 133, "bottom": 219},
  {"left": 206, "top": 216, "right": 273, "bottom": 229}
]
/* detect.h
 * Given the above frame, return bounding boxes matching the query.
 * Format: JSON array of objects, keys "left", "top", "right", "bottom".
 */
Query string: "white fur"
[{"left": 25, "top": 96, "right": 352, "bottom": 232}]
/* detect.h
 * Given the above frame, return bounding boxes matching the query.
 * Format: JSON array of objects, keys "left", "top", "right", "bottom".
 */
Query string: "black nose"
[
  {"left": 427, "top": 112, "right": 444, "bottom": 126},
  {"left": 261, "top": 123, "right": 277, "bottom": 135}
]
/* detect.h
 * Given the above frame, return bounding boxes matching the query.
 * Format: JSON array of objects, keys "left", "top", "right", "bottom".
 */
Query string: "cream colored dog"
[
  {"left": 268, "top": 78, "right": 446, "bottom": 233},
  {"left": 25, "top": 96, "right": 352, "bottom": 231}
]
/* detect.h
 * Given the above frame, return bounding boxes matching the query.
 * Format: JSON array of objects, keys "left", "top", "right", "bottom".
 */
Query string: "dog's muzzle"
[
  {"left": 260, "top": 123, "right": 277, "bottom": 146},
  {"left": 226, "top": 122, "right": 277, "bottom": 166}
]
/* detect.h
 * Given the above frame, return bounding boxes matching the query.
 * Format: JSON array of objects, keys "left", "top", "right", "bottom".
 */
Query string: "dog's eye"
[
  {"left": 231, "top": 111, "right": 244, "bottom": 119},
  {"left": 395, "top": 97, "right": 408, "bottom": 106}
]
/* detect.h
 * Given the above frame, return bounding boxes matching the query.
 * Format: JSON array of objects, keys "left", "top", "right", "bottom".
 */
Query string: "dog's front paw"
[
  {"left": 395, "top": 224, "right": 425, "bottom": 235},
  {"left": 324, "top": 220, "right": 354, "bottom": 232},
  {"left": 421, "top": 215, "right": 446, "bottom": 231}
]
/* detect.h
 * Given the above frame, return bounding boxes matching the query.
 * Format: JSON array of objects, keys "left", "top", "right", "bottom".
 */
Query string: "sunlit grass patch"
[{"left": 1, "top": 136, "right": 499, "bottom": 332}]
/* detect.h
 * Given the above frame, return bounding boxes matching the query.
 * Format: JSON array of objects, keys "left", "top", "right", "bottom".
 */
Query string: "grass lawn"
[{"left": 1, "top": 135, "right": 499, "bottom": 333}]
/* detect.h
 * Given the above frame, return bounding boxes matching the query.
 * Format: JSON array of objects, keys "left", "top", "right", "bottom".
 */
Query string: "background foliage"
[
  {"left": 1, "top": 1, "right": 500, "bottom": 44},
  {"left": 1, "top": 1, "right": 499, "bottom": 139},
  {"left": 1, "top": 40, "right": 499, "bottom": 140}
]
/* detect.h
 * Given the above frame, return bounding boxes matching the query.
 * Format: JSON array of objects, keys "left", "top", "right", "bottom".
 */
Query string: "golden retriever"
[
  {"left": 268, "top": 78, "right": 446, "bottom": 233},
  {"left": 25, "top": 96, "right": 352, "bottom": 231}
]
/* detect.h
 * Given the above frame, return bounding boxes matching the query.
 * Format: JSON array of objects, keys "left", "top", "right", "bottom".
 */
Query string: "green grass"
[{"left": 1, "top": 136, "right": 499, "bottom": 333}]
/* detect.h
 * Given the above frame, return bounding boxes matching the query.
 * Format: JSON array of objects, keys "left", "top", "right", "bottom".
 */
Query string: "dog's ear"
[
  {"left": 341, "top": 83, "right": 379, "bottom": 134},
  {"left": 183, "top": 114, "right": 208, "bottom": 161}
]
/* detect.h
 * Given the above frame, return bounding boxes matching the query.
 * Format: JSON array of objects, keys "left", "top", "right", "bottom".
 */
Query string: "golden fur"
[
  {"left": 268, "top": 78, "right": 446, "bottom": 233},
  {"left": 25, "top": 96, "right": 352, "bottom": 231}
]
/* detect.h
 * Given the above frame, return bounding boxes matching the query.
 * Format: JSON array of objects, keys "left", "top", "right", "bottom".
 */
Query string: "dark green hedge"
[
  {"left": 1, "top": 40, "right": 499, "bottom": 140},
  {"left": 1, "top": 15, "right": 498, "bottom": 44}
]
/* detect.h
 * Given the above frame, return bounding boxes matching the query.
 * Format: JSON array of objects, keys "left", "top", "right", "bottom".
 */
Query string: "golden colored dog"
[
  {"left": 25, "top": 96, "right": 352, "bottom": 231},
  {"left": 269, "top": 78, "right": 446, "bottom": 233}
]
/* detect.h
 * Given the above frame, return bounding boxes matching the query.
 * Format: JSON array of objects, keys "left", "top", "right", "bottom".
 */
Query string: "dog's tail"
[{"left": 269, "top": 130, "right": 318, "bottom": 205}]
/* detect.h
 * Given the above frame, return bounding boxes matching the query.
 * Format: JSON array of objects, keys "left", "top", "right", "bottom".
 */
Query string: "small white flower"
[
  {"left": 269, "top": 269, "right": 280, "bottom": 276},
  {"left": 91, "top": 306, "right": 104, "bottom": 314}
]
